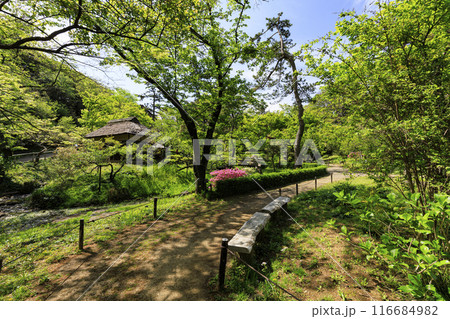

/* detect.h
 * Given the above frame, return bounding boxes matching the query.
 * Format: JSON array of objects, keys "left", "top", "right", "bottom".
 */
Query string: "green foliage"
[
  {"left": 30, "top": 164, "right": 194, "bottom": 209},
  {"left": 302, "top": 96, "right": 375, "bottom": 160},
  {"left": 304, "top": 0, "right": 450, "bottom": 198},
  {"left": 337, "top": 189, "right": 450, "bottom": 300},
  {"left": 90, "top": 0, "right": 260, "bottom": 193},
  {"left": 212, "top": 166, "right": 327, "bottom": 198},
  {"left": 79, "top": 88, "right": 153, "bottom": 130},
  {"left": 0, "top": 49, "right": 128, "bottom": 189},
  {"left": 220, "top": 179, "right": 425, "bottom": 301},
  {"left": 223, "top": 111, "right": 298, "bottom": 170},
  {"left": 248, "top": 13, "right": 314, "bottom": 159}
]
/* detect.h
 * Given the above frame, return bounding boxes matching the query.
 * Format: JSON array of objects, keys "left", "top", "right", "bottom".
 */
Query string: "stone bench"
[
  {"left": 228, "top": 196, "right": 291, "bottom": 257},
  {"left": 260, "top": 196, "right": 290, "bottom": 214},
  {"left": 228, "top": 212, "right": 271, "bottom": 254}
]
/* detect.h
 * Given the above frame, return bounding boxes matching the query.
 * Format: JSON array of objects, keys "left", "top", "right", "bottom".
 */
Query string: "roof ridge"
[
  {"left": 85, "top": 117, "right": 149, "bottom": 138},
  {"left": 107, "top": 116, "right": 139, "bottom": 124}
]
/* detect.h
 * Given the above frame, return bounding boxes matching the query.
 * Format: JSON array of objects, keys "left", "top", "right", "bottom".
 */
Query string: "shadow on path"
[{"left": 45, "top": 166, "right": 351, "bottom": 301}]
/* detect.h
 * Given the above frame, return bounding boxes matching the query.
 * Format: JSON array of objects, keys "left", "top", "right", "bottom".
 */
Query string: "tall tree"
[
  {"left": 304, "top": 0, "right": 450, "bottom": 200},
  {"left": 93, "top": 0, "right": 256, "bottom": 193},
  {"left": 249, "top": 13, "right": 313, "bottom": 165},
  {"left": 1, "top": 0, "right": 258, "bottom": 194}
]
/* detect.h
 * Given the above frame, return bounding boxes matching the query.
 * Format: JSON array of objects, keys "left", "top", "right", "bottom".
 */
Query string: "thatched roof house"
[{"left": 85, "top": 117, "right": 149, "bottom": 142}]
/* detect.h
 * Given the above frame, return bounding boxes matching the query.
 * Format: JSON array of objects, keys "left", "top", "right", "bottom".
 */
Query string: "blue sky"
[
  {"left": 78, "top": 0, "right": 374, "bottom": 109},
  {"left": 245, "top": 0, "right": 372, "bottom": 44}
]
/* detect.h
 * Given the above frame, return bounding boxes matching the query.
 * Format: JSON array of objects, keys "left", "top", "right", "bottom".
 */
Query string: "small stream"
[{"left": 0, "top": 194, "right": 80, "bottom": 234}]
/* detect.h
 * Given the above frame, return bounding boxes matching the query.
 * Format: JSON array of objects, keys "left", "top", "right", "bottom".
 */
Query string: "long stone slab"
[
  {"left": 260, "top": 196, "right": 291, "bottom": 214},
  {"left": 228, "top": 212, "right": 271, "bottom": 254}
]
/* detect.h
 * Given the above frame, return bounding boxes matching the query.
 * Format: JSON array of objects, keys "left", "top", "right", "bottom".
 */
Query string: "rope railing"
[
  {"left": 86, "top": 211, "right": 123, "bottom": 224},
  {"left": 1, "top": 174, "right": 330, "bottom": 291},
  {"left": 76, "top": 179, "right": 199, "bottom": 300},
  {"left": 216, "top": 173, "right": 376, "bottom": 302},
  {"left": 1, "top": 223, "right": 80, "bottom": 270},
  {"left": 0, "top": 196, "right": 166, "bottom": 272},
  {"left": 251, "top": 176, "right": 376, "bottom": 301}
]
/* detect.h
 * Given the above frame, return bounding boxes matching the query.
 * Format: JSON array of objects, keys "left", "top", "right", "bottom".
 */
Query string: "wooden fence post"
[
  {"left": 315, "top": 176, "right": 317, "bottom": 190},
  {"left": 153, "top": 198, "right": 158, "bottom": 219},
  {"left": 296, "top": 183, "right": 298, "bottom": 196},
  {"left": 279, "top": 188, "right": 282, "bottom": 196},
  {"left": 331, "top": 172, "right": 333, "bottom": 183},
  {"left": 79, "top": 219, "right": 84, "bottom": 251},
  {"left": 218, "top": 238, "right": 229, "bottom": 290}
]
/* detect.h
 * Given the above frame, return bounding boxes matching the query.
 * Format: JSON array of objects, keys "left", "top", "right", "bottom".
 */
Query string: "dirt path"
[{"left": 43, "top": 166, "right": 351, "bottom": 301}]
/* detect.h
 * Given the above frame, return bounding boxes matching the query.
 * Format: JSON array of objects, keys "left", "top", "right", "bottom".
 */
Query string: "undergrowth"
[{"left": 215, "top": 177, "right": 448, "bottom": 301}]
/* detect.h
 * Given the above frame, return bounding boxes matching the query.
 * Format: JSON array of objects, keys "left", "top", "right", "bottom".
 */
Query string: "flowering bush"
[
  {"left": 347, "top": 151, "right": 363, "bottom": 159},
  {"left": 209, "top": 168, "right": 247, "bottom": 188},
  {"left": 213, "top": 166, "right": 328, "bottom": 198}
]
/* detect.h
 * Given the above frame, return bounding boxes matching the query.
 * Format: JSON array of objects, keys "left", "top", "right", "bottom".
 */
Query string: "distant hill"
[
  {"left": 12, "top": 52, "right": 108, "bottom": 123},
  {"left": 0, "top": 50, "right": 153, "bottom": 187}
]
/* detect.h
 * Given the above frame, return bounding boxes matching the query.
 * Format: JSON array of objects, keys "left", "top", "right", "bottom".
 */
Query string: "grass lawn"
[
  {"left": 214, "top": 177, "right": 407, "bottom": 301},
  {"left": 0, "top": 194, "right": 198, "bottom": 300}
]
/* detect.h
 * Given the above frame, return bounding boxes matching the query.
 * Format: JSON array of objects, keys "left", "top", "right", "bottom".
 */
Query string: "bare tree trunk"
[
  {"left": 275, "top": 22, "right": 305, "bottom": 167},
  {"left": 294, "top": 112, "right": 305, "bottom": 166}
]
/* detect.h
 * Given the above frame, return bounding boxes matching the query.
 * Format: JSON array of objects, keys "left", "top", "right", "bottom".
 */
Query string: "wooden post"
[
  {"left": 153, "top": 197, "right": 158, "bottom": 219},
  {"left": 331, "top": 173, "right": 333, "bottom": 183},
  {"left": 0, "top": 257, "right": 3, "bottom": 273},
  {"left": 218, "top": 238, "right": 228, "bottom": 290},
  {"left": 78, "top": 219, "right": 84, "bottom": 251},
  {"left": 315, "top": 176, "right": 317, "bottom": 190},
  {"left": 279, "top": 188, "right": 282, "bottom": 196},
  {"left": 296, "top": 183, "right": 298, "bottom": 196}
]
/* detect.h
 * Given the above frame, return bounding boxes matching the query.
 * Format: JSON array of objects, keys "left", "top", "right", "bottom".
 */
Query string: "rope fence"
[
  {"left": 0, "top": 196, "right": 166, "bottom": 273},
  {"left": 1, "top": 173, "right": 336, "bottom": 299},
  {"left": 216, "top": 172, "right": 377, "bottom": 301},
  {"left": 216, "top": 175, "right": 333, "bottom": 297},
  {"left": 1, "top": 173, "right": 333, "bottom": 271}
]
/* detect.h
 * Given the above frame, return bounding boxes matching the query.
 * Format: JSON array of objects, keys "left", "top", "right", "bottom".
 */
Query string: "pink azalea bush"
[
  {"left": 347, "top": 151, "right": 363, "bottom": 159},
  {"left": 209, "top": 168, "right": 247, "bottom": 188}
]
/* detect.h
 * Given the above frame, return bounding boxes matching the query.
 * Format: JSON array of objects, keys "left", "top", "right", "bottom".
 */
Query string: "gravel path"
[{"left": 43, "top": 166, "right": 351, "bottom": 301}]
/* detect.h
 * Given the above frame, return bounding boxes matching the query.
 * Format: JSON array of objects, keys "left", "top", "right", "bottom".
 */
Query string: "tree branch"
[
  {"left": 0, "top": 0, "right": 11, "bottom": 11},
  {"left": 0, "top": 106, "right": 42, "bottom": 131},
  {"left": 0, "top": 0, "right": 84, "bottom": 50}
]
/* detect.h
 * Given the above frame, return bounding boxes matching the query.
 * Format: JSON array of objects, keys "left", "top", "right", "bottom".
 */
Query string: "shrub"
[
  {"left": 30, "top": 164, "right": 195, "bottom": 208},
  {"left": 321, "top": 155, "right": 344, "bottom": 164},
  {"left": 336, "top": 189, "right": 450, "bottom": 300},
  {"left": 107, "top": 187, "right": 131, "bottom": 203},
  {"left": 209, "top": 168, "right": 247, "bottom": 187},
  {"left": 18, "top": 181, "right": 40, "bottom": 194},
  {"left": 30, "top": 187, "right": 69, "bottom": 209},
  {"left": 213, "top": 166, "right": 328, "bottom": 198}
]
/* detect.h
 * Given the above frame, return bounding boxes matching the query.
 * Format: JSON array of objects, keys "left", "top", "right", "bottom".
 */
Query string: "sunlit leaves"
[{"left": 304, "top": 0, "right": 450, "bottom": 196}]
